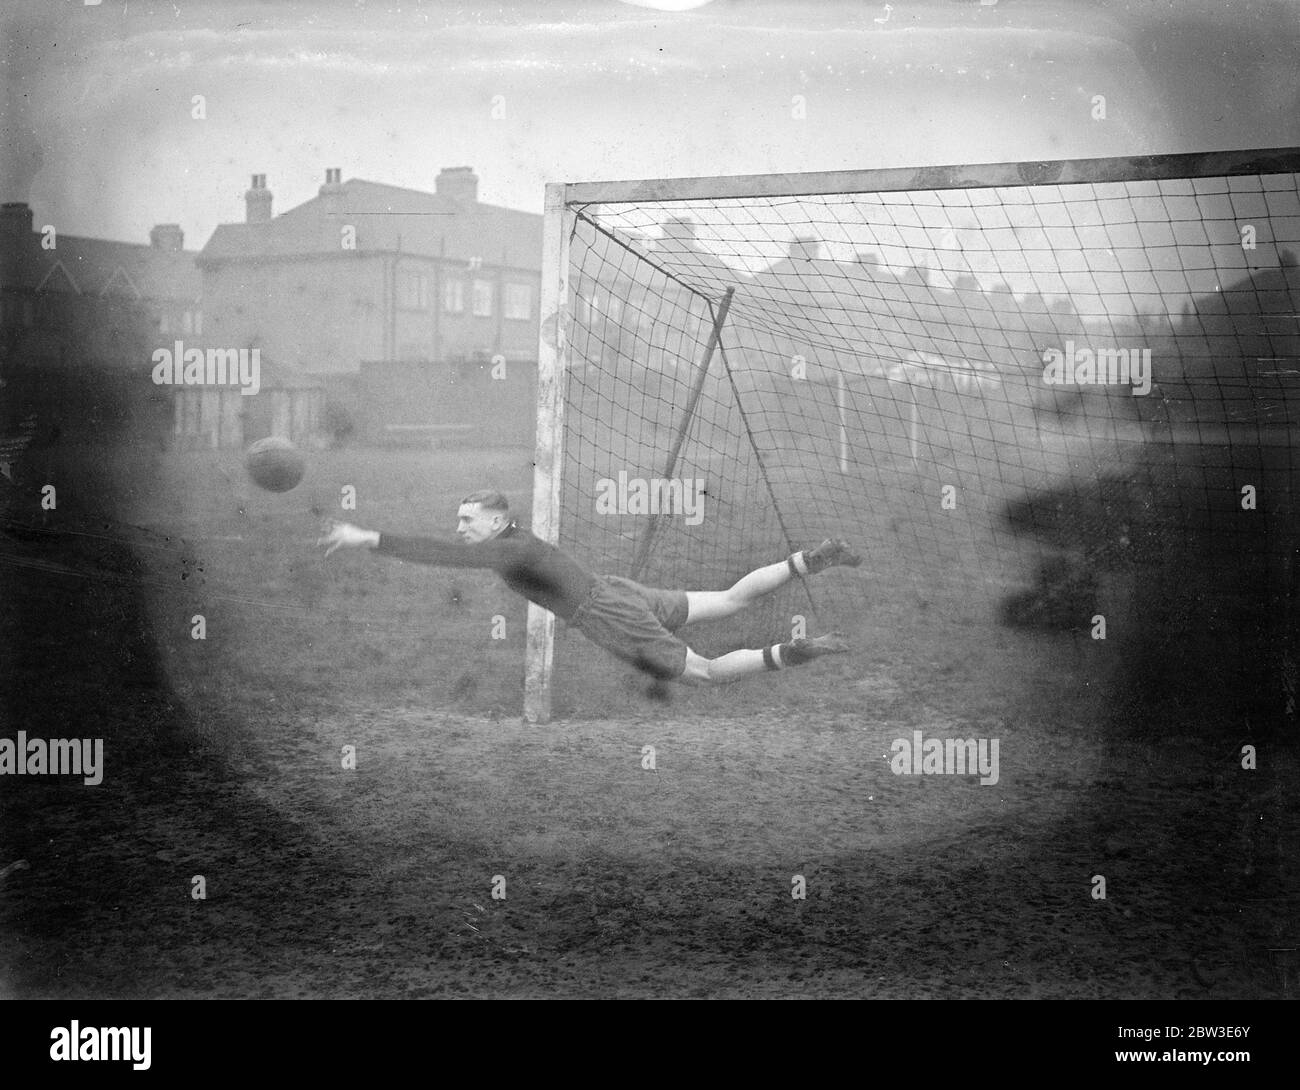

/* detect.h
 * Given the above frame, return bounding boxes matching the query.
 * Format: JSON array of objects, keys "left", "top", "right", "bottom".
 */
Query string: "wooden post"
[
  {"left": 630, "top": 286, "right": 735, "bottom": 580},
  {"left": 563, "top": 148, "right": 1300, "bottom": 205},
  {"left": 909, "top": 392, "right": 920, "bottom": 468},
  {"left": 837, "top": 372, "right": 848, "bottom": 473},
  {"left": 524, "top": 184, "right": 571, "bottom": 724}
]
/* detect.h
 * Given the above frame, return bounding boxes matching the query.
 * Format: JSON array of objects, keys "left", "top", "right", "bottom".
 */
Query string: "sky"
[{"left": 2, "top": 0, "right": 1299, "bottom": 250}]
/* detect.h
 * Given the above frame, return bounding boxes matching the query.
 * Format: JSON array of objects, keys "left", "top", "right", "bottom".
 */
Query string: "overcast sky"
[{"left": 3, "top": 0, "right": 1298, "bottom": 249}]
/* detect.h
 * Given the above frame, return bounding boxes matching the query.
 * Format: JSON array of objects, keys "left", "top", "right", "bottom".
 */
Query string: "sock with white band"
[
  {"left": 765, "top": 640, "right": 828, "bottom": 669},
  {"left": 787, "top": 551, "right": 810, "bottom": 577}
]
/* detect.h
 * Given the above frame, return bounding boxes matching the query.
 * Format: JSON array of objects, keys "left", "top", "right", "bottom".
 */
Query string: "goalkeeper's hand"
[{"left": 318, "top": 520, "right": 380, "bottom": 557}]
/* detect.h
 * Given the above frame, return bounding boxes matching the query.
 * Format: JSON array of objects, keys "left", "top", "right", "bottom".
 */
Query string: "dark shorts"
[{"left": 569, "top": 575, "right": 691, "bottom": 680}]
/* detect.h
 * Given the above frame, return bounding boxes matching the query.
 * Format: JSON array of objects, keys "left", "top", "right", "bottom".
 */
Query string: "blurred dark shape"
[
  {"left": 451, "top": 672, "right": 479, "bottom": 701},
  {"left": 322, "top": 399, "right": 356, "bottom": 449},
  {"left": 644, "top": 678, "right": 672, "bottom": 704},
  {"left": 998, "top": 252, "right": 1300, "bottom": 738},
  {"left": 1000, "top": 553, "right": 1100, "bottom": 630}
]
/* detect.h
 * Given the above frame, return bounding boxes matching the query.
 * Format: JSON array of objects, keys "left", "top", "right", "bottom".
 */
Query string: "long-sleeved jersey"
[{"left": 375, "top": 521, "right": 597, "bottom": 621}]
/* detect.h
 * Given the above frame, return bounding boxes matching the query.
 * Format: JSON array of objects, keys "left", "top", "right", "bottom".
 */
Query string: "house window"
[
  {"left": 472, "top": 279, "right": 493, "bottom": 317},
  {"left": 443, "top": 278, "right": 465, "bottom": 314},
  {"left": 399, "top": 271, "right": 429, "bottom": 311},
  {"left": 4, "top": 295, "right": 33, "bottom": 327},
  {"left": 37, "top": 296, "right": 59, "bottom": 329},
  {"left": 504, "top": 283, "right": 533, "bottom": 321}
]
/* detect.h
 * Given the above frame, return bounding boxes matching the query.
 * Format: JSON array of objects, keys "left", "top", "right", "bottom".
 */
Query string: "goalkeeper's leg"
[
  {"left": 680, "top": 634, "right": 850, "bottom": 684},
  {"left": 684, "top": 539, "right": 861, "bottom": 624}
]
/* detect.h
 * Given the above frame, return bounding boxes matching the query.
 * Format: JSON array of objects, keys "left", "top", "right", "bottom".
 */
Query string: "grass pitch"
[{"left": 0, "top": 440, "right": 1294, "bottom": 998}]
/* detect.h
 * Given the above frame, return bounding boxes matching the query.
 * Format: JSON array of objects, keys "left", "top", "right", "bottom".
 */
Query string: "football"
[{"left": 245, "top": 436, "right": 306, "bottom": 493}]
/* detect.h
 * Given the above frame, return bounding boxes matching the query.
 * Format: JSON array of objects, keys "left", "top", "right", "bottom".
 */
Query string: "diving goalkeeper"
[{"left": 318, "top": 489, "right": 858, "bottom": 684}]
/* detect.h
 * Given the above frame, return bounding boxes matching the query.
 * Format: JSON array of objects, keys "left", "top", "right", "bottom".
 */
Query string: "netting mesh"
[{"left": 548, "top": 163, "right": 1300, "bottom": 714}]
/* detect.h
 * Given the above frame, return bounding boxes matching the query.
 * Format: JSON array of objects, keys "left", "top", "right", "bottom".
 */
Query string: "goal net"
[{"left": 526, "top": 150, "right": 1300, "bottom": 724}]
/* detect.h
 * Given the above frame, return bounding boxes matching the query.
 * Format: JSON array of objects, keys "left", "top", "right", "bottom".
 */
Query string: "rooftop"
[
  {"left": 2, "top": 221, "right": 201, "bottom": 302},
  {"left": 200, "top": 177, "right": 543, "bottom": 271}
]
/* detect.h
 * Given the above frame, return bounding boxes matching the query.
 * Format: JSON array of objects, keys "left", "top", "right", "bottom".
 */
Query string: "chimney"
[
  {"left": 245, "top": 174, "right": 273, "bottom": 224},
  {"left": 660, "top": 215, "right": 702, "bottom": 247},
  {"left": 789, "top": 236, "right": 821, "bottom": 262},
  {"left": 150, "top": 223, "right": 184, "bottom": 251},
  {"left": 435, "top": 166, "right": 478, "bottom": 205},
  {"left": 319, "top": 167, "right": 346, "bottom": 216},
  {"left": 1, "top": 202, "right": 34, "bottom": 239}
]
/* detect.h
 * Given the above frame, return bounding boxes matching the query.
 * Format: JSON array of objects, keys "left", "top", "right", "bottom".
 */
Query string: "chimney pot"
[
  {"left": 320, "top": 168, "right": 346, "bottom": 199},
  {"left": 1, "top": 201, "right": 34, "bottom": 237},
  {"left": 661, "top": 217, "right": 699, "bottom": 247},
  {"left": 319, "top": 168, "right": 347, "bottom": 218},
  {"left": 789, "top": 236, "right": 822, "bottom": 261},
  {"left": 435, "top": 166, "right": 478, "bottom": 205},
  {"left": 245, "top": 174, "right": 273, "bottom": 224},
  {"left": 150, "top": 223, "right": 184, "bottom": 251}
]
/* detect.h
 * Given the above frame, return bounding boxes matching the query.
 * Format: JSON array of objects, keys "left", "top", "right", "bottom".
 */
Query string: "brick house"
[
  {"left": 197, "top": 167, "right": 543, "bottom": 445},
  {"left": 0, "top": 201, "right": 202, "bottom": 444}
]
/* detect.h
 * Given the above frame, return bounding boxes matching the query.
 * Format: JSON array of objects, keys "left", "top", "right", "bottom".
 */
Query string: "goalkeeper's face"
[{"left": 456, "top": 502, "right": 507, "bottom": 544}]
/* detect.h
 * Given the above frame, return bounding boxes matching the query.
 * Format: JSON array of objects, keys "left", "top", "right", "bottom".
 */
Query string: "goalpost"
[{"left": 526, "top": 148, "right": 1300, "bottom": 724}]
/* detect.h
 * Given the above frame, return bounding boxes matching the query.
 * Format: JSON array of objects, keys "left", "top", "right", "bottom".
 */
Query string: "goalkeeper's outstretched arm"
[
  {"left": 319, "top": 520, "right": 380, "bottom": 556},
  {"left": 317, "top": 519, "right": 518, "bottom": 569}
]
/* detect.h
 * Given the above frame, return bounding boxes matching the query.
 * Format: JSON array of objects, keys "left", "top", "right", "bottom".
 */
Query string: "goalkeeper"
[{"left": 319, "top": 490, "right": 858, "bottom": 684}]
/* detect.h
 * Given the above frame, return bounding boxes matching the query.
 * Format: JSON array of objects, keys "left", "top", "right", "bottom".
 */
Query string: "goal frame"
[{"left": 524, "top": 146, "right": 1300, "bottom": 723}]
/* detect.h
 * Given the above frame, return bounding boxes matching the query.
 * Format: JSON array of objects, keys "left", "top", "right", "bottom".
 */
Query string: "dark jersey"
[{"left": 375, "top": 521, "right": 597, "bottom": 621}]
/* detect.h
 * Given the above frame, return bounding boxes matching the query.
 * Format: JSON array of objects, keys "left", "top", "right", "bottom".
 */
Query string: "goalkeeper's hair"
[{"left": 461, "top": 489, "right": 510, "bottom": 513}]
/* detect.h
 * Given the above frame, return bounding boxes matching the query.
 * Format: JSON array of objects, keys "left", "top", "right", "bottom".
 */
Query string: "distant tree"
[{"left": 323, "top": 400, "right": 355, "bottom": 449}]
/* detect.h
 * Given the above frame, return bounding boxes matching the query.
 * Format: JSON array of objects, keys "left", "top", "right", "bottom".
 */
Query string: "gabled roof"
[
  {"left": 644, "top": 239, "right": 750, "bottom": 294},
  {"left": 100, "top": 265, "right": 142, "bottom": 299},
  {"left": 33, "top": 260, "right": 80, "bottom": 294},
  {"left": 745, "top": 248, "right": 1048, "bottom": 373},
  {"left": 3, "top": 231, "right": 200, "bottom": 302},
  {"left": 199, "top": 178, "right": 543, "bottom": 271}
]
